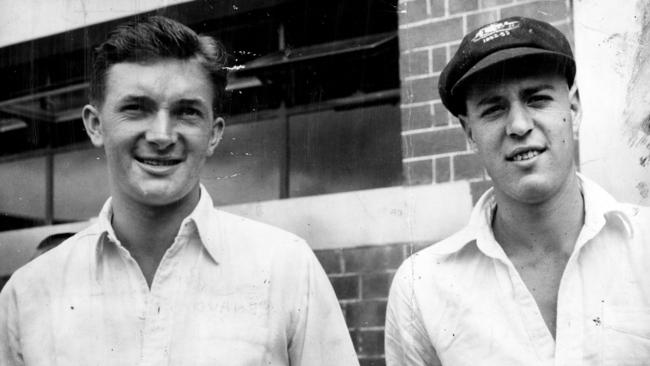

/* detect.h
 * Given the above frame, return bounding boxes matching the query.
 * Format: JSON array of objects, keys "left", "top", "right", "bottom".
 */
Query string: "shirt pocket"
[
  {"left": 602, "top": 305, "right": 650, "bottom": 365},
  {"left": 181, "top": 323, "right": 271, "bottom": 366}
]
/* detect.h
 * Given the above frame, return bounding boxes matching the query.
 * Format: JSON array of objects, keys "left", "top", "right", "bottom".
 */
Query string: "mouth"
[
  {"left": 506, "top": 147, "right": 546, "bottom": 162},
  {"left": 135, "top": 157, "right": 183, "bottom": 167}
]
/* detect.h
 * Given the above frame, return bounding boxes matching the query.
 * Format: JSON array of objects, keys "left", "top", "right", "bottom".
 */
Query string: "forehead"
[{"left": 103, "top": 58, "right": 214, "bottom": 105}]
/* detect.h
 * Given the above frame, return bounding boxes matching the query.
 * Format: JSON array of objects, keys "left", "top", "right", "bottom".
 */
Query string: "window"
[{"left": 0, "top": 0, "right": 401, "bottom": 230}]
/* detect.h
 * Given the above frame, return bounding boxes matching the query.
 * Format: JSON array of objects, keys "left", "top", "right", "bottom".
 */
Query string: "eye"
[
  {"left": 121, "top": 104, "right": 143, "bottom": 112},
  {"left": 528, "top": 94, "right": 552, "bottom": 107},
  {"left": 480, "top": 105, "right": 505, "bottom": 119},
  {"left": 178, "top": 107, "right": 203, "bottom": 119}
]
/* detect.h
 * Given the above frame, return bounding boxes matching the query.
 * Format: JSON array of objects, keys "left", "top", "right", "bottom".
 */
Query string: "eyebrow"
[
  {"left": 519, "top": 84, "right": 556, "bottom": 98},
  {"left": 175, "top": 98, "right": 209, "bottom": 107},
  {"left": 117, "top": 95, "right": 152, "bottom": 105},
  {"left": 116, "top": 95, "right": 209, "bottom": 108},
  {"left": 474, "top": 84, "right": 557, "bottom": 107}
]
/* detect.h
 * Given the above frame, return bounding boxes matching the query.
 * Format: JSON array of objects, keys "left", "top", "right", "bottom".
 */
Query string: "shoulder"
[
  {"left": 614, "top": 202, "right": 650, "bottom": 238},
  {"left": 397, "top": 225, "right": 478, "bottom": 277},
  {"left": 392, "top": 225, "right": 479, "bottom": 296},
  {"left": 208, "top": 208, "right": 314, "bottom": 263},
  {"left": 7, "top": 224, "right": 101, "bottom": 294},
  {"left": 213, "top": 209, "right": 307, "bottom": 245}
]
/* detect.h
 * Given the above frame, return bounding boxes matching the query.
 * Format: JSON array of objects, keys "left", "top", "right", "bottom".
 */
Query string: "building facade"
[{"left": 0, "top": 1, "right": 616, "bottom": 365}]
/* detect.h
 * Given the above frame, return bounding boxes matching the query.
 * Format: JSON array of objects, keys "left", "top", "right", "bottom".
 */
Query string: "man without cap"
[
  {"left": 0, "top": 16, "right": 358, "bottom": 366},
  {"left": 386, "top": 17, "right": 650, "bottom": 365}
]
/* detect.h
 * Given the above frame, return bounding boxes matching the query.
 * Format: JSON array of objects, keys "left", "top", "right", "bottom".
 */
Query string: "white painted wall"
[
  {"left": 0, "top": 182, "right": 473, "bottom": 275},
  {"left": 0, "top": 0, "right": 193, "bottom": 47},
  {"left": 574, "top": 0, "right": 650, "bottom": 206}
]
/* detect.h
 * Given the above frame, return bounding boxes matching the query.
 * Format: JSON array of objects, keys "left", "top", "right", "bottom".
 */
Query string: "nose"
[
  {"left": 505, "top": 103, "right": 534, "bottom": 138},
  {"left": 145, "top": 110, "right": 177, "bottom": 149}
]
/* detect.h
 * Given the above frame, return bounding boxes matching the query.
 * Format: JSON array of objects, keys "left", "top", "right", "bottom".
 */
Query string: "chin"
[
  {"left": 133, "top": 181, "right": 197, "bottom": 207},
  {"left": 499, "top": 174, "right": 560, "bottom": 204}
]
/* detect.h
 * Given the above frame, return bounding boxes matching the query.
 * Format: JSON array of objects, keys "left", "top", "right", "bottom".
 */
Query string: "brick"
[
  {"left": 345, "top": 300, "right": 387, "bottom": 327},
  {"left": 349, "top": 329, "right": 358, "bottom": 349},
  {"left": 466, "top": 10, "right": 499, "bottom": 32},
  {"left": 400, "top": 18, "right": 464, "bottom": 51},
  {"left": 435, "top": 156, "right": 451, "bottom": 182},
  {"left": 402, "top": 104, "right": 433, "bottom": 131},
  {"left": 500, "top": 1, "right": 570, "bottom": 23},
  {"left": 359, "top": 358, "right": 386, "bottom": 366},
  {"left": 401, "top": 76, "right": 438, "bottom": 104},
  {"left": 451, "top": 114, "right": 463, "bottom": 126},
  {"left": 479, "top": 0, "right": 513, "bottom": 8},
  {"left": 400, "top": 49, "right": 430, "bottom": 77},
  {"left": 358, "top": 329, "right": 385, "bottom": 355},
  {"left": 404, "top": 159, "right": 433, "bottom": 185},
  {"left": 343, "top": 245, "right": 404, "bottom": 273},
  {"left": 314, "top": 249, "right": 342, "bottom": 274},
  {"left": 470, "top": 179, "right": 493, "bottom": 204},
  {"left": 431, "top": 0, "right": 445, "bottom": 17},
  {"left": 401, "top": 0, "right": 429, "bottom": 24},
  {"left": 331, "top": 275, "right": 360, "bottom": 300},
  {"left": 449, "top": 43, "right": 461, "bottom": 60},
  {"left": 450, "top": 0, "right": 478, "bottom": 14},
  {"left": 402, "top": 127, "right": 467, "bottom": 158},
  {"left": 362, "top": 273, "right": 395, "bottom": 299},
  {"left": 453, "top": 153, "right": 484, "bottom": 180},
  {"left": 431, "top": 46, "right": 447, "bottom": 73},
  {"left": 433, "top": 102, "right": 450, "bottom": 126}
]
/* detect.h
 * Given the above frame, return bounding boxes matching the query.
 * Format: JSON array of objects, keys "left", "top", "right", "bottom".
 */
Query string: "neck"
[
  {"left": 493, "top": 173, "right": 585, "bottom": 257},
  {"left": 110, "top": 187, "right": 200, "bottom": 255}
]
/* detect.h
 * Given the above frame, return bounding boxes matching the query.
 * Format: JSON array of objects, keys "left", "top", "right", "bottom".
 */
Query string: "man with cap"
[
  {"left": 385, "top": 17, "right": 650, "bottom": 365},
  {"left": 0, "top": 16, "right": 358, "bottom": 366}
]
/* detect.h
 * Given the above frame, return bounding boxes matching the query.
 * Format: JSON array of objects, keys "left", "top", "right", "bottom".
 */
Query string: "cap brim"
[{"left": 450, "top": 47, "right": 574, "bottom": 96}]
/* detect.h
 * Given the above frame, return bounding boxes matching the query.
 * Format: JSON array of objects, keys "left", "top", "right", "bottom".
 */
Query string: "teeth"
[
  {"left": 512, "top": 150, "right": 539, "bottom": 161},
  {"left": 140, "top": 159, "right": 178, "bottom": 166}
]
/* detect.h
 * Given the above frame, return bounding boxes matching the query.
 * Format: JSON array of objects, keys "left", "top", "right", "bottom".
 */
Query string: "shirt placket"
[
  {"left": 553, "top": 252, "right": 583, "bottom": 366},
  {"left": 138, "top": 235, "right": 187, "bottom": 366},
  {"left": 497, "top": 259, "right": 556, "bottom": 363}
]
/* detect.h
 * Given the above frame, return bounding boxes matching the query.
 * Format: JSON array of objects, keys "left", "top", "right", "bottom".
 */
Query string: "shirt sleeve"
[
  {"left": 0, "top": 279, "right": 25, "bottom": 366},
  {"left": 288, "top": 247, "right": 360, "bottom": 366},
  {"left": 385, "top": 263, "right": 441, "bottom": 366}
]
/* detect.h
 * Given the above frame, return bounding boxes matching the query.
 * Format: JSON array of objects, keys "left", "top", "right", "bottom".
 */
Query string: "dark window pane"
[
  {"left": 202, "top": 119, "right": 283, "bottom": 205},
  {"left": 0, "top": 157, "right": 46, "bottom": 222},
  {"left": 53, "top": 148, "right": 109, "bottom": 221},
  {"left": 289, "top": 103, "right": 402, "bottom": 197}
]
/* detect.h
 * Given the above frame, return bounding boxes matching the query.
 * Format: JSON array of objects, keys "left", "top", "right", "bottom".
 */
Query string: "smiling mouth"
[
  {"left": 135, "top": 157, "right": 183, "bottom": 166},
  {"left": 507, "top": 148, "right": 546, "bottom": 162}
]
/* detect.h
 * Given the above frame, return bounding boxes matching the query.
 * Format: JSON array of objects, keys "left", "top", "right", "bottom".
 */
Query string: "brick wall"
[
  {"left": 399, "top": 0, "right": 574, "bottom": 203},
  {"left": 317, "top": 2, "right": 576, "bottom": 365},
  {"left": 315, "top": 243, "right": 428, "bottom": 366}
]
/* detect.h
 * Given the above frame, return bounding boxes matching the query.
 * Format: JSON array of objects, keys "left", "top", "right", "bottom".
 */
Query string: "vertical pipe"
[
  {"left": 279, "top": 101, "right": 289, "bottom": 199},
  {"left": 45, "top": 150, "right": 53, "bottom": 225},
  {"left": 277, "top": 22, "right": 290, "bottom": 198}
]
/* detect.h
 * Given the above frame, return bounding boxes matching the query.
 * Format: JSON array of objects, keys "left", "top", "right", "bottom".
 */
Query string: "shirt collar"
[
  {"left": 96, "top": 185, "right": 223, "bottom": 264},
  {"left": 457, "top": 173, "right": 633, "bottom": 260}
]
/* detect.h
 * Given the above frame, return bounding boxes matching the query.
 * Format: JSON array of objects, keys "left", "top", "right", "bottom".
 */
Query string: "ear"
[
  {"left": 206, "top": 116, "right": 225, "bottom": 156},
  {"left": 568, "top": 83, "right": 582, "bottom": 139},
  {"left": 458, "top": 114, "right": 478, "bottom": 152},
  {"left": 82, "top": 104, "right": 105, "bottom": 147}
]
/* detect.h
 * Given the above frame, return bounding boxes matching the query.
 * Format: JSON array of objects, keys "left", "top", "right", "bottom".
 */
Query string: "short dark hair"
[{"left": 90, "top": 16, "right": 228, "bottom": 112}]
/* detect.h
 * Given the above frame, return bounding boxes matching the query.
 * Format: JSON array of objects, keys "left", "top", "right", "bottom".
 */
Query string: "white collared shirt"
[
  {"left": 0, "top": 187, "right": 359, "bottom": 366},
  {"left": 386, "top": 175, "right": 650, "bottom": 366}
]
